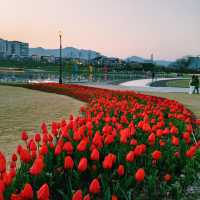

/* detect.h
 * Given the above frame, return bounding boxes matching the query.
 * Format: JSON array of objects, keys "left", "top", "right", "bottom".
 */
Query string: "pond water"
[{"left": 0, "top": 71, "right": 174, "bottom": 84}]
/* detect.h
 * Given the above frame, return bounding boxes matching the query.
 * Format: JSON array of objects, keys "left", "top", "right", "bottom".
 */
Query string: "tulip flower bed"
[{"left": 1, "top": 83, "right": 200, "bottom": 200}]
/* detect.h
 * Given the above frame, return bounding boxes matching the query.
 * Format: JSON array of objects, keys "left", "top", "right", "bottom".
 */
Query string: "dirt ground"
[{"left": 0, "top": 85, "right": 84, "bottom": 159}]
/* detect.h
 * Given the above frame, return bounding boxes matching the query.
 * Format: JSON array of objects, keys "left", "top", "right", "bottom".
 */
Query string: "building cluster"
[
  {"left": 91, "top": 56, "right": 125, "bottom": 66},
  {"left": 171, "top": 56, "right": 200, "bottom": 70},
  {"left": 187, "top": 56, "right": 200, "bottom": 69},
  {"left": 31, "top": 55, "right": 58, "bottom": 63},
  {"left": 0, "top": 38, "right": 29, "bottom": 58}
]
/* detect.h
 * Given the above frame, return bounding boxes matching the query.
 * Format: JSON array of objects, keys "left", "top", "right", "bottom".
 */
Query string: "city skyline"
[{"left": 0, "top": 0, "right": 200, "bottom": 60}]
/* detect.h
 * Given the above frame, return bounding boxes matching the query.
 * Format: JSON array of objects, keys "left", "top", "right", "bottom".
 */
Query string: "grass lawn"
[
  {"left": 165, "top": 79, "right": 190, "bottom": 88},
  {"left": 0, "top": 85, "right": 84, "bottom": 158},
  {"left": 151, "top": 79, "right": 190, "bottom": 88},
  {"left": 142, "top": 91, "right": 200, "bottom": 118}
]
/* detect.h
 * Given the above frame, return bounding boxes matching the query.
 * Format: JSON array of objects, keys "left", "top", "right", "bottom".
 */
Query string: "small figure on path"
[
  {"left": 152, "top": 72, "right": 155, "bottom": 82},
  {"left": 189, "top": 75, "right": 196, "bottom": 94},
  {"left": 194, "top": 75, "right": 199, "bottom": 94}
]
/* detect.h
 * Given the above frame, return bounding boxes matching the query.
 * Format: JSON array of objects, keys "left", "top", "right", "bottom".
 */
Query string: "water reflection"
[{"left": 0, "top": 70, "right": 170, "bottom": 84}]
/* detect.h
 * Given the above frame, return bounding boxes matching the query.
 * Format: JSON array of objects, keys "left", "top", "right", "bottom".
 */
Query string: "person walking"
[
  {"left": 152, "top": 72, "right": 155, "bottom": 82},
  {"left": 189, "top": 75, "right": 195, "bottom": 94},
  {"left": 194, "top": 75, "right": 199, "bottom": 94}
]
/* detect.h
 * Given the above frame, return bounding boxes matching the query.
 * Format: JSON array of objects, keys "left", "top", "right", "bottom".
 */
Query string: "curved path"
[
  {"left": 119, "top": 78, "right": 189, "bottom": 93},
  {"left": 83, "top": 78, "right": 189, "bottom": 93}
]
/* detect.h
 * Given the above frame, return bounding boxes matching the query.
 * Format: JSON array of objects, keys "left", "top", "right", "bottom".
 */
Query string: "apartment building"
[{"left": 0, "top": 38, "right": 29, "bottom": 57}]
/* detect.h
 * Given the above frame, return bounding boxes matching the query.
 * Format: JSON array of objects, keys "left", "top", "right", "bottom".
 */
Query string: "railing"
[{"left": 0, "top": 70, "right": 178, "bottom": 84}]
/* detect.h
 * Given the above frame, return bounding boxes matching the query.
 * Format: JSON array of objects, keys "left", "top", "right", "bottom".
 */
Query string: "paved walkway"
[
  {"left": 28, "top": 77, "right": 189, "bottom": 93},
  {"left": 119, "top": 78, "right": 189, "bottom": 93},
  {"left": 84, "top": 78, "right": 189, "bottom": 93}
]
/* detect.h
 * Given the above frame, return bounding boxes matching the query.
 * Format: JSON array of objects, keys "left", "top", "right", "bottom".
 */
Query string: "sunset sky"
[{"left": 0, "top": 0, "right": 199, "bottom": 60}]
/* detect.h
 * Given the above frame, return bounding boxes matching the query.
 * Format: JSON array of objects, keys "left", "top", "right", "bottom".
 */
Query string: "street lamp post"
[{"left": 59, "top": 31, "right": 62, "bottom": 84}]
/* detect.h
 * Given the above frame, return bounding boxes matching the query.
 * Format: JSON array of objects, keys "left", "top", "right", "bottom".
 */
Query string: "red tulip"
[
  {"left": 77, "top": 140, "right": 87, "bottom": 152},
  {"left": 31, "top": 150, "right": 37, "bottom": 160},
  {"left": 134, "top": 144, "right": 146, "bottom": 157},
  {"left": 170, "top": 126, "right": 178, "bottom": 134},
  {"left": 103, "top": 154, "right": 114, "bottom": 169},
  {"left": 42, "top": 134, "right": 48, "bottom": 143},
  {"left": 120, "top": 129, "right": 128, "bottom": 144},
  {"left": 40, "top": 144, "right": 48, "bottom": 155},
  {"left": 21, "top": 131, "right": 28, "bottom": 141},
  {"left": 48, "top": 134, "right": 53, "bottom": 142},
  {"left": 135, "top": 168, "right": 145, "bottom": 182},
  {"left": 20, "top": 183, "right": 33, "bottom": 199},
  {"left": 2, "top": 172, "right": 12, "bottom": 186},
  {"left": 156, "top": 129, "right": 163, "bottom": 137},
  {"left": 159, "top": 140, "right": 166, "bottom": 147},
  {"left": 186, "top": 146, "right": 196, "bottom": 158},
  {"left": 51, "top": 122, "right": 58, "bottom": 136},
  {"left": 0, "top": 179, "right": 5, "bottom": 193},
  {"left": 174, "top": 151, "right": 180, "bottom": 158},
  {"left": 64, "top": 156, "right": 74, "bottom": 169},
  {"left": 164, "top": 174, "right": 172, "bottom": 182},
  {"left": 41, "top": 122, "right": 48, "bottom": 134},
  {"left": 72, "top": 190, "right": 82, "bottom": 200},
  {"left": 163, "top": 128, "right": 170, "bottom": 135},
  {"left": 12, "top": 153, "right": 17, "bottom": 162},
  {"left": 171, "top": 136, "right": 179, "bottom": 146},
  {"left": 86, "top": 121, "right": 93, "bottom": 130},
  {"left": 0, "top": 152, "right": 6, "bottom": 173},
  {"left": 148, "top": 133, "right": 155, "bottom": 145},
  {"left": 10, "top": 161, "right": 16, "bottom": 169},
  {"left": 78, "top": 157, "right": 88, "bottom": 172},
  {"left": 69, "top": 114, "right": 74, "bottom": 120},
  {"left": 63, "top": 142, "right": 73, "bottom": 154},
  {"left": 30, "top": 141, "right": 37, "bottom": 151},
  {"left": 10, "top": 168, "right": 16, "bottom": 178},
  {"left": 30, "top": 157, "right": 44, "bottom": 175},
  {"left": 126, "top": 151, "right": 135, "bottom": 162},
  {"left": 151, "top": 150, "right": 162, "bottom": 160},
  {"left": 35, "top": 133, "right": 41, "bottom": 142},
  {"left": 130, "top": 139, "right": 137, "bottom": 145},
  {"left": 92, "top": 132, "right": 103, "bottom": 148},
  {"left": 54, "top": 144, "right": 62, "bottom": 156},
  {"left": 61, "top": 126, "right": 69, "bottom": 138},
  {"left": 83, "top": 194, "right": 90, "bottom": 200},
  {"left": 49, "top": 142, "right": 54, "bottom": 149},
  {"left": 112, "top": 195, "right": 118, "bottom": 200},
  {"left": 90, "top": 148, "right": 100, "bottom": 161},
  {"left": 10, "top": 194, "right": 22, "bottom": 200},
  {"left": 104, "top": 135, "right": 114, "bottom": 145},
  {"left": 0, "top": 193, "right": 4, "bottom": 200},
  {"left": 20, "top": 148, "right": 31, "bottom": 163},
  {"left": 89, "top": 178, "right": 100, "bottom": 194},
  {"left": 17, "top": 145, "right": 22, "bottom": 154},
  {"left": 117, "top": 165, "right": 125, "bottom": 176},
  {"left": 37, "top": 183, "right": 50, "bottom": 200}
]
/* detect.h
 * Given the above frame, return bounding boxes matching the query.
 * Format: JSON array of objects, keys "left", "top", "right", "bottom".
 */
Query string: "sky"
[{"left": 0, "top": 0, "right": 200, "bottom": 60}]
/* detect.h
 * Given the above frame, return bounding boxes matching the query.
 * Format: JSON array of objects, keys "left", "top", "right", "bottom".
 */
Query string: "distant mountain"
[
  {"left": 154, "top": 60, "right": 173, "bottom": 67},
  {"left": 125, "top": 56, "right": 146, "bottom": 63},
  {"left": 125, "top": 56, "right": 172, "bottom": 67},
  {"left": 29, "top": 47, "right": 102, "bottom": 60},
  {"left": 30, "top": 47, "right": 175, "bottom": 67}
]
